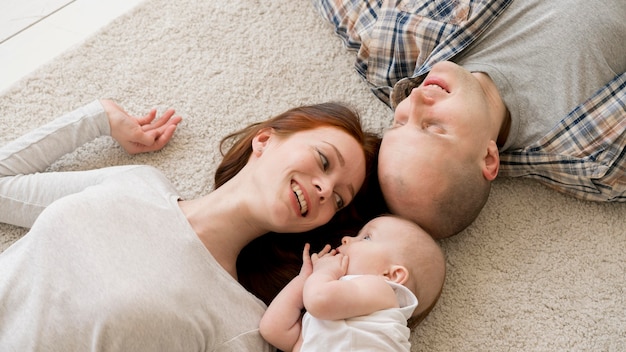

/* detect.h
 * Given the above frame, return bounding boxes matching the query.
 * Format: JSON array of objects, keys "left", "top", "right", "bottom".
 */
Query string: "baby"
[{"left": 260, "top": 214, "right": 446, "bottom": 351}]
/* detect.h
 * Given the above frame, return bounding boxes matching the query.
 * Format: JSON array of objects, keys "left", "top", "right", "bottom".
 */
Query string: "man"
[{"left": 314, "top": 0, "right": 626, "bottom": 238}]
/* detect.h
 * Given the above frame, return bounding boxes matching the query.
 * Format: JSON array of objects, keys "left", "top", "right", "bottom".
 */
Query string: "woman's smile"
[{"left": 291, "top": 180, "right": 309, "bottom": 216}]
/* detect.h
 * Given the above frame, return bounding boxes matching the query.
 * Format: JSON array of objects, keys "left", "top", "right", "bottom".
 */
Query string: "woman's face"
[{"left": 251, "top": 126, "right": 366, "bottom": 233}]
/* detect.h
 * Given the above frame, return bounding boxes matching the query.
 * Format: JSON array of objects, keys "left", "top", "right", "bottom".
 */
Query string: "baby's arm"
[
  {"left": 260, "top": 244, "right": 324, "bottom": 352},
  {"left": 303, "top": 254, "right": 399, "bottom": 321}
]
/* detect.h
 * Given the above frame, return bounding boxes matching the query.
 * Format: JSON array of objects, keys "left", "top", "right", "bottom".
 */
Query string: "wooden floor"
[{"left": 0, "top": 0, "right": 144, "bottom": 93}]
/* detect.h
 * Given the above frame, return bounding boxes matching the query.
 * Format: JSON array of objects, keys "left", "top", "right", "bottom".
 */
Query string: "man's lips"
[{"left": 422, "top": 77, "right": 450, "bottom": 93}]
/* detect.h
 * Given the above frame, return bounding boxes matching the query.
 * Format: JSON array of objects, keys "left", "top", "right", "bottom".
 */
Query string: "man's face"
[{"left": 378, "top": 61, "right": 496, "bottom": 223}]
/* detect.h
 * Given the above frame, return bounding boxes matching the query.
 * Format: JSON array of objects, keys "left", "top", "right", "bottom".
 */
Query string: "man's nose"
[
  {"left": 404, "top": 88, "right": 434, "bottom": 126},
  {"left": 411, "top": 86, "right": 436, "bottom": 106}
]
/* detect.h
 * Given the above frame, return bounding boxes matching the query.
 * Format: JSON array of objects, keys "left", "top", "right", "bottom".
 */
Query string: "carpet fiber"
[{"left": 1, "top": 1, "right": 625, "bottom": 350}]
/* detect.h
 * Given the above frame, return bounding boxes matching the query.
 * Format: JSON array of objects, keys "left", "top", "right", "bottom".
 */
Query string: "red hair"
[
  {"left": 214, "top": 102, "right": 385, "bottom": 305},
  {"left": 215, "top": 102, "right": 376, "bottom": 189}
]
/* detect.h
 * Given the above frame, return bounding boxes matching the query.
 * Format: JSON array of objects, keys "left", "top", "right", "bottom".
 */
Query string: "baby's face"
[{"left": 336, "top": 216, "right": 415, "bottom": 276}]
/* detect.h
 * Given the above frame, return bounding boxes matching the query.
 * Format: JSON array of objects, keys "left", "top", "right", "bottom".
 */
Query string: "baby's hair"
[{"left": 377, "top": 214, "right": 446, "bottom": 328}]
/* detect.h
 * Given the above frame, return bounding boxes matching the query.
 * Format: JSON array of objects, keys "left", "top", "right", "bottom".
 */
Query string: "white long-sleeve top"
[{"left": 0, "top": 101, "right": 272, "bottom": 351}]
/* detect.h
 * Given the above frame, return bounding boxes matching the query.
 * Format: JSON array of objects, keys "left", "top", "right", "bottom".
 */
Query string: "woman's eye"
[
  {"left": 319, "top": 151, "right": 329, "bottom": 171},
  {"left": 363, "top": 235, "right": 371, "bottom": 241},
  {"left": 333, "top": 193, "right": 344, "bottom": 209}
]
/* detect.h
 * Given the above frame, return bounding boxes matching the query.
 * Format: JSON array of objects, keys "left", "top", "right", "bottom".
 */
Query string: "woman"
[{"left": 0, "top": 99, "right": 380, "bottom": 351}]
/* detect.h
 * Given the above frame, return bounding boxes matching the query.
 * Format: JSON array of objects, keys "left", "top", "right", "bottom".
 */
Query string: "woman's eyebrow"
[
  {"left": 323, "top": 142, "right": 345, "bottom": 167},
  {"left": 323, "top": 141, "right": 355, "bottom": 198}
]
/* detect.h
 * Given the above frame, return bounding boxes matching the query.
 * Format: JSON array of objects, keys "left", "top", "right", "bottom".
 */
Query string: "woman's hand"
[{"left": 102, "top": 99, "right": 183, "bottom": 154}]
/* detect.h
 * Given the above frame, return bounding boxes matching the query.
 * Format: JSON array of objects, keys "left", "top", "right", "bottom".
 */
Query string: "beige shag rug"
[{"left": 1, "top": 1, "right": 625, "bottom": 350}]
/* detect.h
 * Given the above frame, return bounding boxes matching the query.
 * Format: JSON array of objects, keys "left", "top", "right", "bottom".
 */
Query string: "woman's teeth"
[{"left": 292, "top": 183, "right": 308, "bottom": 215}]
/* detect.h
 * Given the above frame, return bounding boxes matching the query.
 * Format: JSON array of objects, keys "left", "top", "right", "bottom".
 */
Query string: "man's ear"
[
  {"left": 251, "top": 128, "right": 273, "bottom": 157},
  {"left": 386, "top": 265, "right": 409, "bottom": 285},
  {"left": 482, "top": 140, "right": 499, "bottom": 181}
]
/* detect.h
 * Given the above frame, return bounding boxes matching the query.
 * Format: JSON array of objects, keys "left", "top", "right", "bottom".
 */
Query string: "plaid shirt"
[{"left": 315, "top": 0, "right": 626, "bottom": 202}]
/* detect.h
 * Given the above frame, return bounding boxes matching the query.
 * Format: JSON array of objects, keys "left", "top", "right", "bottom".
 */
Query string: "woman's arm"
[
  {"left": 103, "top": 99, "right": 181, "bottom": 155},
  {"left": 0, "top": 100, "right": 181, "bottom": 228}
]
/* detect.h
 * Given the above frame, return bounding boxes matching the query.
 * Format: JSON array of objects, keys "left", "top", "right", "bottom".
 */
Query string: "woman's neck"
[{"left": 178, "top": 182, "right": 266, "bottom": 279}]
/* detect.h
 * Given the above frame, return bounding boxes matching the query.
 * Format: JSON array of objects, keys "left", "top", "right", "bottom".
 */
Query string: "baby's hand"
[
  {"left": 298, "top": 243, "right": 314, "bottom": 278},
  {"left": 311, "top": 248, "right": 348, "bottom": 279},
  {"left": 310, "top": 244, "right": 335, "bottom": 264},
  {"left": 102, "top": 99, "right": 183, "bottom": 154}
]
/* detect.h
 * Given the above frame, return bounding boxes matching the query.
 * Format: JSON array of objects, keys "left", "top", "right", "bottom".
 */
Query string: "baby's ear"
[{"left": 386, "top": 265, "right": 409, "bottom": 285}]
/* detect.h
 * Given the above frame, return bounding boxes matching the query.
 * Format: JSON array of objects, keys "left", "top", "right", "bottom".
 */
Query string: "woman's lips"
[{"left": 291, "top": 181, "right": 308, "bottom": 216}]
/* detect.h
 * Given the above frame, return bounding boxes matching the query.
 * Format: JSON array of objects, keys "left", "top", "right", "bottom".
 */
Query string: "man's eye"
[
  {"left": 334, "top": 193, "right": 344, "bottom": 209},
  {"left": 391, "top": 120, "right": 404, "bottom": 128},
  {"left": 424, "top": 122, "right": 446, "bottom": 134}
]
